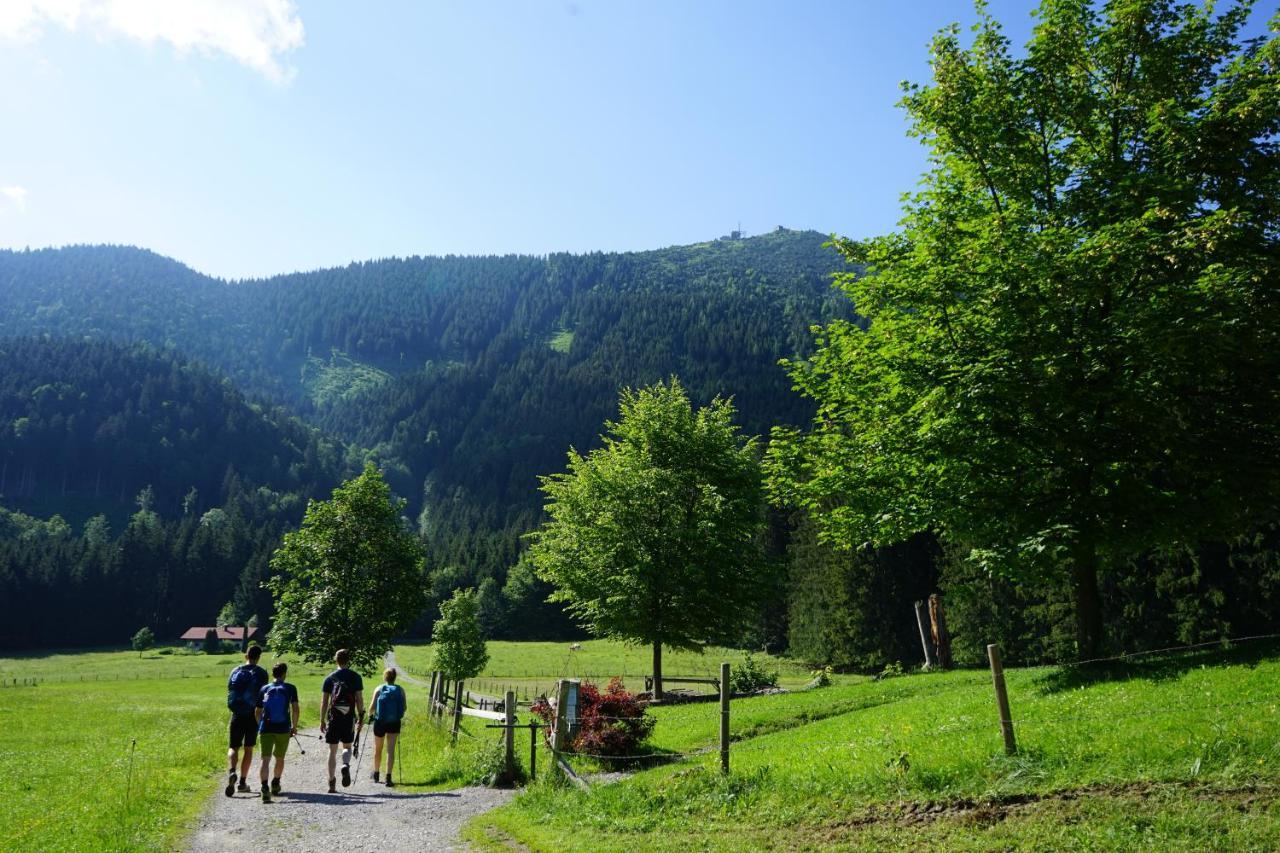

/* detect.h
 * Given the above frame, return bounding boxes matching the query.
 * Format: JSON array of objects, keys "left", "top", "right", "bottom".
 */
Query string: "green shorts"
[{"left": 259, "top": 732, "right": 289, "bottom": 759}]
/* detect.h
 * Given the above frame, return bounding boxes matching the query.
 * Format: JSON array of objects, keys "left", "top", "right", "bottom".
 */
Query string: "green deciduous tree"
[
  {"left": 530, "top": 379, "right": 768, "bottom": 696},
  {"left": 131, "top": 626, "right": 154, "bottom": 657},
  {"left": 430, "top": 588, "right": 490, "bottom": 681},
  {"left": 767, "top": 1, "right": 1280, "bottom": 658},
  {"left": 266, "top": 463, "right": 427, "bottom": 672}
]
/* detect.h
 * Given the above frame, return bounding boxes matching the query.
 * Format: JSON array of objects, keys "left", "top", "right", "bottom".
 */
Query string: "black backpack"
[
  {"left": 328, "top": 675, "right": 352, "bottom": 718},
  {"left": 226, "top": 665, "right": 257, "bottom": 716}
]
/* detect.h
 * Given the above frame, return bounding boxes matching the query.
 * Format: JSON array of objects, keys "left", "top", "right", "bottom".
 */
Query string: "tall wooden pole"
[
  {"left": 987, "top": 643, "right": 1017, "bottom": 755},
  {"left": 930, "top": 594, "right": 952, "bottom": 669},
  {"left": 914, "top": 601, "right": 937, "bottom": 669},
  {"left": 719, "top": 662, "right": 730, "bottom": 774}
]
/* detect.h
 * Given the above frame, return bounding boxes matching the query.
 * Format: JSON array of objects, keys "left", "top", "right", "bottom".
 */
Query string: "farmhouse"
[{"left": 179, "top": 626, "right": 259, "bottom": 649}]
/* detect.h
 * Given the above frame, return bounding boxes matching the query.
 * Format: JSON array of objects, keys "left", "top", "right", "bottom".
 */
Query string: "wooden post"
[
  {"left": 451, "top": 680, "right": 464, "bottom": 745},
  {"left": 504, "top": 689, "right": 516, "bottom": 781},
  {"left": 987, "top": 643, "right": 1017, "bottom": 755},
  {"left": 914, "top": 601, "right": 937, "bottom": 670},
  {"left": 428, "top": 671, "right": 439, "bottom": 718},
  {"left": 930, "top": 594, "right": 952, "bottom": 669},
  {"left": 528, "top": 719, "right": 538, "bottom": 781},
  {"left": 719, "top": 662, "right": 730, "bottom": 774}
]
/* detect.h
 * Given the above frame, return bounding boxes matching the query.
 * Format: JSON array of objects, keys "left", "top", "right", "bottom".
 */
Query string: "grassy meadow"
[
  {"left": 392, "top": 639, "right": 816, "bottom": 700},
  {"left": 466, "top": 641, "right": 1280, "bottom": 851},
  {"left": 3, "top": 640, "right": 1277, "bottom": 850}
]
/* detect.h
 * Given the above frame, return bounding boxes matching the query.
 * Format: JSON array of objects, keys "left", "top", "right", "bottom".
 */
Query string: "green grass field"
[
  {"left": 0, "top": 647, "right": 502, "bottom": 851},
  {"left": 4, "top": 640, "right": 1277, "bottom": 850},
  {"left": 392, "top": 639, "right": 817, "bottom": 700},
  {"left": 467, "top": 642, "right": 1280, "bottom": 850}
]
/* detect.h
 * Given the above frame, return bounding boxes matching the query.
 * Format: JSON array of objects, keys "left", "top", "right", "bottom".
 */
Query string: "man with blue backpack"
[
  {"left": 225, "top": 645, "right": 268, "bottom": 797},
  {"left": 366, "top": 667, "right": 407, "bottom": 786},
  {"left": 255, "top": 661, "right": 300, "bottom": 803}
]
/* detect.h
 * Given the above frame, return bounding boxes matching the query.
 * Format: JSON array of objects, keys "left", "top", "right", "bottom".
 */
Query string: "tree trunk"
[
  {"left": 652, "top": 642, "right": 663, "bottom": 700},
  {"left": 1071, "top": 537, "right": 1104, "bottom": 660}
]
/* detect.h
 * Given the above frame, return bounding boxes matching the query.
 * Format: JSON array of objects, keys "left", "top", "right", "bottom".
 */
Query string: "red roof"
[{"left": 179, "top": 626, "right": 260, "bottom": 641}]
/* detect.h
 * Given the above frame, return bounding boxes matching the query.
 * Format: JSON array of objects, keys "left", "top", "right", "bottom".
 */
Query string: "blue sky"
[{"left": 0, "top": 2, "right": 1261, "bottom": 279}]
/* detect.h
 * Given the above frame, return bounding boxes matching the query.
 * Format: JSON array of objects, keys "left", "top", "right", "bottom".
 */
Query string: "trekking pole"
[
  {"left": 353, "top": 721, "right": 367, "bottom": 782},
  {"left": 291, "top": 733, "right": 306, "bottom": 755}
]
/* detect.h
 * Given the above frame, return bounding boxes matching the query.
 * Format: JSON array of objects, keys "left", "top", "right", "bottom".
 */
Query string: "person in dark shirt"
[
  {"left": 319, "top": 648, "right": 365, "bottom": 792},
  {"left": 225, "top": 644, "right": 268, "bottom": 797},
  {"left": 254, "top": 661, "right": 300, "bottom": 803}
]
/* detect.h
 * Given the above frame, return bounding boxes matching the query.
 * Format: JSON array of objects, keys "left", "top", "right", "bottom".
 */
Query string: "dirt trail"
[{"left": 186, "top": 652, "right": 513, "bottom": 852}]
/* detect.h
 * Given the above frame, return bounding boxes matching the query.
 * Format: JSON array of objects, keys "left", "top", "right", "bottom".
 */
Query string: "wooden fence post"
[
  {"left": 720, "top": 662, "right": 730, "bottom": 774},
  {"left": 504, "top": 689, "right": 516, "bottom": 781},
  {"left": 428, "top": 671, "right": 439, "bottom": 718},
  {"left": 914, "top": 601, "right": 937, "bottom": 670},
  {"left": 930, "top": 594, "right": 952, "bottom": 669},
  {"left": 451, "top": 680, "right": 464, "bottom": 745},
  {"left": 986, "top": 643, "right": 1017, "bottom": 755},
  {"left": 528, "top": 719, "right": 538, "bottom": 781}
]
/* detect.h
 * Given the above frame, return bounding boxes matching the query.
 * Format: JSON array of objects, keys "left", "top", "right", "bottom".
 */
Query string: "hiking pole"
[
  {"left": 353, "top": 720, "right": 367, "bottom": 782},
  {"left": 291, "top": 733, "right": 306, "bottom": 755}
]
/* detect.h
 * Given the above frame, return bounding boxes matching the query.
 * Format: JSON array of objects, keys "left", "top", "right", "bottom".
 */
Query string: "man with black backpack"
[
  {"left": 366, "top": 667, "right": 406, "bottom": 786},
  {"left": 319, "top": 648, "right": 365, "bottom": 793},
  {"left": 255, "top": 661, "right": 300, "bottom": 803},
  {"left": 224, "top": 645, "right": 268, "bottom": 797}
]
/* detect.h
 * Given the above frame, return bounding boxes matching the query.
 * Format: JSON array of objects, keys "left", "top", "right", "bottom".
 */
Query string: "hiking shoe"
[
  {"left": 271, "top": 778, "right": 281, "bottom": 796},
  {"left": 385, "top": 775, "right": 394, "bottom": 788},
  {"left": 225, "top": 771, "right": 236, "bottom": 798},
  {"left": 371, "top": 771, "right": 379, "bottom": 783},
  {"left": 261, "top": 787, "right": 271, "bottom": 804},
  {"left": 236, "top": 781, "right": 251, "bottom": 793},
  {"left": 328, "top": 778, "right": 337, "bottom": 794},
  {"left": 341, "top": 765, "right": 351, "bottom": 787}
]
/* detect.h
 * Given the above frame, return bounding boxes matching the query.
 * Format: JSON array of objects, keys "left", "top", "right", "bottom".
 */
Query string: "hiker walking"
[
  {"left": 366, "top": 667, "right": 407, "bottom": 786},
  {"left": 254, "top": 661, "right": 300, "bottom": 803},
  {"left": 320, "top": 648, "right": 364, "bottom": 793},
  {"left": 224, "top": 644, "right": 268, "bottom": 797}
]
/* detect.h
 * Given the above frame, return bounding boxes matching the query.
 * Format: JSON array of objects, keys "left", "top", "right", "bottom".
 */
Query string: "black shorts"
[
  {"left": 373, "top": 720, "right": 401, "bottom": 737},
  {"left": 229, "top": 714, "right": 259, "bottom": 749},
  {"left": 325, "top": 713, "right": 357, "bottom": 745}
]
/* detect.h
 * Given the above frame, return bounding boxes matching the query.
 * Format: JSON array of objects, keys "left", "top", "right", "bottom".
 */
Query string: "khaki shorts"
[{"left": 259, "top": 732, "right": 289, "bottom": 759}]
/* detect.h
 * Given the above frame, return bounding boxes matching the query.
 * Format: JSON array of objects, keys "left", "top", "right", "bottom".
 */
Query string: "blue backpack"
[
  {"left": 260, "top": 683, "right": 290, "bottom": 731},
  {"left": 374, "top": 684, "right": 404, "bottom": 724},
  {"left": 226, "top": 665, "right": 258, "bottom": 716}
]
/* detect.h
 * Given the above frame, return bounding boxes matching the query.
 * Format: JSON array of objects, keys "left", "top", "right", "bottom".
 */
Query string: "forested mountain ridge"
[
  {"left": 0, "top": 230, "right": 854, "bottom": 645},
  {"left": 0, "top": 338, "right": 356, "bottom": 649},
  {"left": 0, "top": 229, "right": 849, "bottom": 410}
]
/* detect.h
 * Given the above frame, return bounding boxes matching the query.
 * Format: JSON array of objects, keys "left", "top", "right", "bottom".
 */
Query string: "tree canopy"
[
  {"left": 266, "top": 463, "right": 426, "bottom": 672},
  {"left": 530, "top": 379, "right": 768, "bottom": 695},
  {"left": 766, "top": 0, "right": 1280, "bottom": 657},
  {"left": 430, "top": 588, "right": 490, "bottom": 682}
]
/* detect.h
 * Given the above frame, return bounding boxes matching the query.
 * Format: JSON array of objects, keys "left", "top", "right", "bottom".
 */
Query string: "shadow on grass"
[{"left": 1033, "top": 638, "right": 1280, "bottom": 695}]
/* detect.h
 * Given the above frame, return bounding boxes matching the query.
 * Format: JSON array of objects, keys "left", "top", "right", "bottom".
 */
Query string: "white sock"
[{"left": 342, "top": 748, "right": 351, "bottom": 766}]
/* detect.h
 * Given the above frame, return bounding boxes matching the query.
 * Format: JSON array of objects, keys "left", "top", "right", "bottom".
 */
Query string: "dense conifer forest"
[{"left": 0, "top": 230, "right": 853, "bottom": 649}]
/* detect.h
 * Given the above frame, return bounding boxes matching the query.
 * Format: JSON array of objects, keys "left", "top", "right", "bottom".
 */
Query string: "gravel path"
[
  {"left": 187, "top": 653, "right": 514, "bottom": 852},
  {"left": 187, "top": 727, "right": 513, "bottom": 852}
]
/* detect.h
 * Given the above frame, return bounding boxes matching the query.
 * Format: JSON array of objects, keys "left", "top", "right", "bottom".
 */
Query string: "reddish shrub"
[{"left": 531, "top": 677, "right": 654, "bottom": 759}]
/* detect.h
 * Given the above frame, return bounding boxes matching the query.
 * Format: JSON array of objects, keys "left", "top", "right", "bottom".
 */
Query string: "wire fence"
[{"left": 533, "top": 633, "right": 1280, "bottom": 786}]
